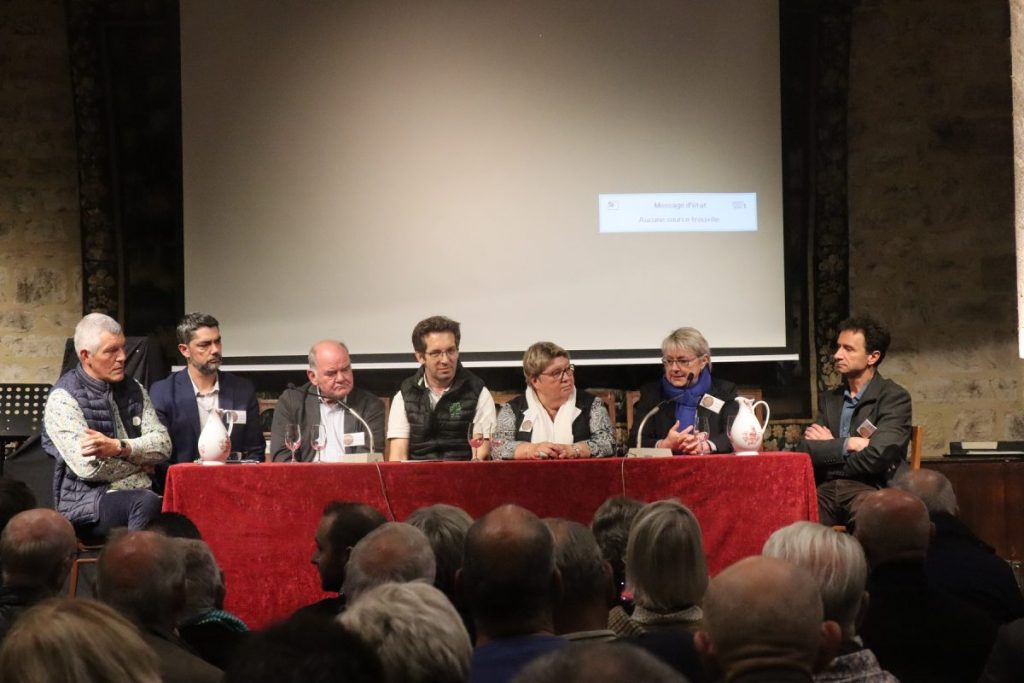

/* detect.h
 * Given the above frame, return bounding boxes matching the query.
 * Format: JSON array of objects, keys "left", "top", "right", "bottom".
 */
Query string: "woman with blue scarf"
[{"left": 628, "top": 327, "right": 739, "bottom": 454}]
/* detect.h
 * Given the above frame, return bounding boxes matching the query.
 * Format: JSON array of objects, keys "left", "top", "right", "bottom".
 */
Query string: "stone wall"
[
  {"left": 848, "top": 0, "right": 1019, "bottom": 455},
  {"left": 0, "top": 0, "right": 81, "bottom": 383}
]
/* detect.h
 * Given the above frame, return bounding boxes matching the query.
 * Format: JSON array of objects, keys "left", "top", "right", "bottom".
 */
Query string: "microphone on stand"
[
  {"left": 629, "top": 372, "right": 694, "bottom": 458},
  {"left": 285, "top": 383, "right": 376, "bottom": 457}
]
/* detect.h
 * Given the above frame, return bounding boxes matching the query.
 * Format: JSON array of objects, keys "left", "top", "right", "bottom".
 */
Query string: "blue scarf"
[{"left": 661, "top": 368, "right": 712, "bottom": 430}]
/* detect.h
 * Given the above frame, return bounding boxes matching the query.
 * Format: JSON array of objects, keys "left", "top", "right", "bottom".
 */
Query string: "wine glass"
[
  {"left": 309, "top": 424, "right": 327, "bottom": 463},
  {"left": 695, "top": 416, "right": 710, "bottom": 454},
  {"left": 467, "top": 422, "right": 485, "bottom": 460},
  {"left": 284, "top": 423, "right": 302, "bottom": 463}
]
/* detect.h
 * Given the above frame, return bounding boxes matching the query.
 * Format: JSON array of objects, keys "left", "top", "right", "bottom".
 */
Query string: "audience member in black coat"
[
  {"left": 855, "top": 488, "right": 998, "bottom": 683},
  {"left": 979, "top": 617, "right": 1024, "bottom": 683},
  {"left": 0, "top": 509, "right": 77, "bottom": 641},
  {"left": 892, "top": 468, "right": 1024, "bottom": 623}
]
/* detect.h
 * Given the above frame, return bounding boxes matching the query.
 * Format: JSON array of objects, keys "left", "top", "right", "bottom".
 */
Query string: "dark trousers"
[
  {"left": 94, "top": 488, "right": 163, "bottom": 534},
  {"left": 817, "top": 479, "right": 879, "bottom": 528}
]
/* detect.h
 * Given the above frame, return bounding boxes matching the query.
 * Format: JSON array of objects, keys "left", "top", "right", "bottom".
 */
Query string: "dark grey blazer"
[{"left": 269, "top": 382, "right": 385, "bottom": 461}]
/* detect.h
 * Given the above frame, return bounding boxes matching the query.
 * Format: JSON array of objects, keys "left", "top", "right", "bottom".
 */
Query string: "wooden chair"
[
  {"left": 68, "top": 536, "right": 104, "bottom": 597},
  {"left": 909, "top": 425, "right": 923, "bottom": 469}
]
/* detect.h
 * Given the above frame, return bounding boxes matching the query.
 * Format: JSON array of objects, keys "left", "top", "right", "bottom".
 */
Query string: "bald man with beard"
[
  {"left": 695, "top": 556, "right": 840, "bottom": 683},
  {"left": 0, "top": 509, "right": 77, "bottom": 641},
  {"left": 855, "top": 488, "right": 997, "bottom": 683}
]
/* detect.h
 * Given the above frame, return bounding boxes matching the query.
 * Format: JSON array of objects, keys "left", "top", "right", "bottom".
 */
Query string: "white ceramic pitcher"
[
  {"left": 197, "top": 410, "right": 235, "bottom": 465},
  {"left": 728, "top": 396, "right": 770, "bottom": 456}
]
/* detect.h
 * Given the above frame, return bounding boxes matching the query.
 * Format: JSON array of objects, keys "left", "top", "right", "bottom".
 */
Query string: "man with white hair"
[
  {"left": 340, "top": 581, "right": 472, "bottom": 683},
  {"left": 341, "top": 522, "right": 436, "bottom": 604},
  {"left": 763, "top": 521, "right": 897, "bottom": 682},
  {"left": 42, "top": 313, "right": 171, "bottom": 532}
]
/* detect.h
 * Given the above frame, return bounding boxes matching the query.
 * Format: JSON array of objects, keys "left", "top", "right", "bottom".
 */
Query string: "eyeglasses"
[
  {"left": 540, "top": 364, "right": 575, "bottom": 381},
  {"left": 662, "top": 356, "right": 702, "bottom": 368},
  {"left": 425, "top": 348, "right": 458, "bottom": 360}
]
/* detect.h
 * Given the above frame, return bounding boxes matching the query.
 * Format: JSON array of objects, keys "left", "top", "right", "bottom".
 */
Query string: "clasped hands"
[
  {"left": 526, "top": 441, "right": 579, "bottom": 460},
  {"left": 803, "top": 424, "right": 869, "bottom": 452},
  {"left": 660, "top": 420, "right": 710, "bottom": 455}
]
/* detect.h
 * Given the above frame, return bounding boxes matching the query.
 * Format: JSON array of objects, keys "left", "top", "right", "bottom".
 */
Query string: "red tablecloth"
[{"left": 164, "top": 453, "right": 817, "bottom": 628}]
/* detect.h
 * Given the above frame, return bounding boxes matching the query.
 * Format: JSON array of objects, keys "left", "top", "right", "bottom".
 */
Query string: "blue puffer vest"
[{"left": 41, "top": 366, "right": 144, "bottom": 525}]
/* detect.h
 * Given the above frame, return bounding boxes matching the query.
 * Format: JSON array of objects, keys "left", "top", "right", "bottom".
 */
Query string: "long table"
[{"left": 163, "top": 453, "right": 818, "bottom": 628}]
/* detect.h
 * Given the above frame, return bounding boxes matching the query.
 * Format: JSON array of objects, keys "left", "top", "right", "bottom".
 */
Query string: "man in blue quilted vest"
[{"left": 42, "top": 313, "right": 171, "bottom": 534}]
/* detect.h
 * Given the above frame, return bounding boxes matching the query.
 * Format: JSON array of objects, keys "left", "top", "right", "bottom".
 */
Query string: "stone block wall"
[
  {"left": 848, "top": 0, "right": 1019, "bottom": 455},
  {"left": 0, "top": 0, "right": 82, "bottom": 383}
]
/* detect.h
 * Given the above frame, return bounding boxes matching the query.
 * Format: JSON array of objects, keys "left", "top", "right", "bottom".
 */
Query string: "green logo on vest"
[{"left": 449, "top": 401, "right": 462, "bottom": 419}]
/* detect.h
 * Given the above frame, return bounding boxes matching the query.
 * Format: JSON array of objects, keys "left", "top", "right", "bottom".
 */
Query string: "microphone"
[
  {"left": 285, "top": 383, "right": 376, "bottom": 456},
  {"left": 629, "top": 371, "right": 694, "bottom": 457}
]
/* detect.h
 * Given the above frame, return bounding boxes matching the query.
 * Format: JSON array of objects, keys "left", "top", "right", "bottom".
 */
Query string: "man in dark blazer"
[
  {"left": 269, "top": 340, "right": 385, "bottom": 461},
  {"left": 798, "top": 315, "right": 912, "bottom": 526},
  {"left": 150, "top": 313, "right": 265, "bottom": 479}
]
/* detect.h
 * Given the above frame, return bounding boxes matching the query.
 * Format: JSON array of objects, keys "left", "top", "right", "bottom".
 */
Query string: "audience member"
[
  {"left": 590, "top": 495, "right": 642, "bottom": 617},
  {"left": 97, "top": 530, "right": 222, "bottom": 683},
  {"left": 150, "top": 312, "right": 265, "bottom": 478},
  {"left": 387, "top": 315, "right": 497, "bottom": 461},
  {"left": 799, "top": 316, "right": 912, "bottom": 527},
  {"left": 0, "top": 509, "right": 77, "bottom": 641},
  {"left": 224, "top": 611, "right": 383, "bottom": 683},
  {"left": 695, "top": 556, "right": 840, "bottom": 683},
  {"left": 544, "top": 518, "right": 616, "bottom": 642},
  {"left": 620, "top": 499, "right": 707, "bottom": 636},
  {"left": 461, "top": 504, "right": 567, "bottom": 683},
  {"left": 42, "top": 313, "right": 171, "bottom": 533},
  {"left": 342, "top": 521, "right": 436, "bottom": 603},
  {"left": 340, "top": 581, "right": 473, "bottom": 683},
  {"left": 144, "top": 510, "right": 203, "bottom": 539},
  {"left": 177, "top": 538, "right": 248, "bottom": 670},
  {"left": 270, "top": 340, "right": 385, "bottom": 461},
  {"left": 763, "top": 521, "right": 897, "bottom": 682},
  {"left": 854, "top": 488, "right": 997, "bottom": 682},
  {"left": 892, "top": 468, "right": 1024, "bottom": 623},
  {"left": 0, "top": 597, "right": 161, "bottom": 683},
  {"left": 979, "top": 617, "right": 1024, "bottom": 683},
  {"left": 297, "top": 500, "right": 386, "bottom": 618},
  {"left": 0, "top": 477, "right": 36, "bottom": 535},
  {"left": 512, "top": 643, "right": 690, "bottom": 683},
  {"left": 407, "top": 503, "right": 475, "bottom": 638}
]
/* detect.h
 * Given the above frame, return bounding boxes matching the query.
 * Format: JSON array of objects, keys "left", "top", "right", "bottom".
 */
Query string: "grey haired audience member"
[
  {"left": 511, "top": 643, "right": 689, "bottom": 683},
  {"left": 0, "top": 598, "right": 162, "bottom": 683},
  {"left": 890, "top": 467, "right": 957, "bottom": 515},
  {"left": 225, "top": 611, "right": 383, "bottom": 683},
  {"left": 0, "top": 509, "right": 78, "bottom": 641},
  {"left": 544, "top": 518, "right": 615, "bottom": 641},
  {"left": 340, "top": 581, "right": 472, "bottom": 683},
  {"left": 763, "top": 521, "right": 897, "bottom": 682},
  {"left": 0, "top": 477, "right": 36, "bottom": 534},
  {"left": 176, "top": 538, "right": 248, "bottom": 670},
  {"left": 342, "top": 522, "right": 436, "bottom": 603},
  {"left": 406, "top": 503, "right": 473, "bottom": 598},
  {"left": 695, "top": 556, "right": 840, "bottom": 681},
  {"left": 624, "top": 499, "right": 708, "bottom": 633},
  {"left": 97, "top": 530, "right": 222, "bottom": 683},
  {"left": 590, "top": 496, "right": 642, "bottom": 598}
]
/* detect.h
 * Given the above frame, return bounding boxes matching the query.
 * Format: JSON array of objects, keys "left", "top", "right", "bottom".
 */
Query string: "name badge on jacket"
[{"left": 700, "top": 394, "right": 725, "bottom": 414}]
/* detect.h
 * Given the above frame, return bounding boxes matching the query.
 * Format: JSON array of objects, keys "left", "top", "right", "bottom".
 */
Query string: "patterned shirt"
[
  {"left": 44, "top": 384, "right": 171, "bottom": 490},
  {"left": 815, "top": 647, "right": 900, "bottom": 683}
]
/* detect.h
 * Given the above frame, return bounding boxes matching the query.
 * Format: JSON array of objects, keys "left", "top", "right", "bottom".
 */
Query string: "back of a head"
[
  {"left": 144, "top": 511, "right": 203, "bottom": 539},
  {"left": 590, "top": 496, "right": 642, "bottom": 592},
  {"left": 762, "top": 521, "right": 867, "bottom": 640},
  {"left": 0, "top": 508, "right": 77, "bottom": 591},
  {"left": 225, "top": 612, "right": 383, "bottom": 683},
  {"left": 0, "top": 478, "right": 36, "bottom": 535},
  {"left": 701, "top": 556, "right": 825, "bottom": 676},
  {"left": 97, "top": 530, "right": 186, "bottom": 628},
  {"left": 545, "top": 519, "right": 609, "bottom": 608},
  {"left": 178, "top": 538, "right": 224, "bottom": 621},
  {"left": 890, "top": 469, "right": 958, "bottom": 516},
  {"left": 854, "top": 489, "right": 931, "bottom": 567},
  {"left": 406, "top": 503, "right": 473, "bottom": 598},
  {"left": 512, "top": 643, "right": 688, "bottom": 683},
  {"left": 462, "top": 504, "right": 557, "bottom": 636},
  {"left": 340, "top": 581, "right": 472, "bottom": 683},
  {"left": 0, "top": 597, "right": 161, "bottom": 683},
  {"left": 324, "top": 501, "right": 388, "bottom": 550},
  {"left": 626, "top": 500, "right": 708, "bottom": 612},
  {"left": 342, "top": 522, "right": 436, "bottom": 603}
]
